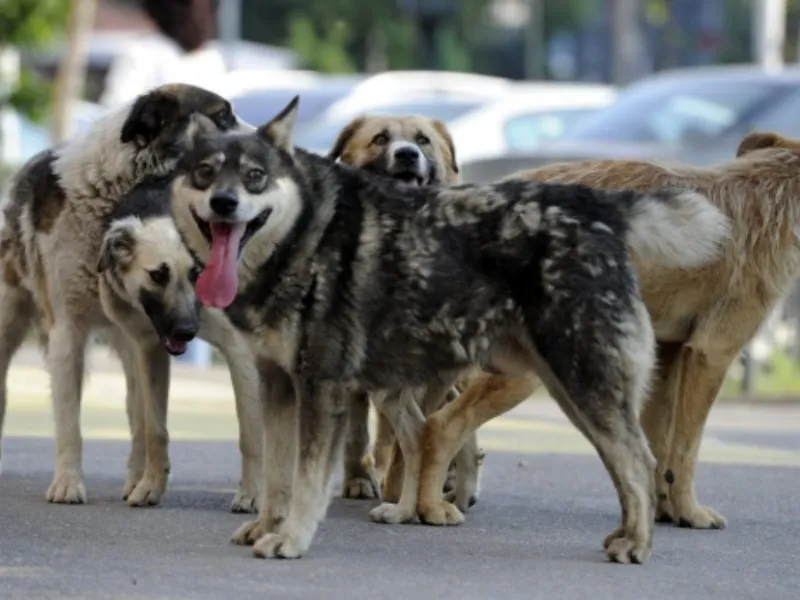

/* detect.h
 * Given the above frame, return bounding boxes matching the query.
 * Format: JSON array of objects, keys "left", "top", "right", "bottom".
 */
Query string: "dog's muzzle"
[{"left": 388, "top": 141, "right": 431, "bottom": 187}]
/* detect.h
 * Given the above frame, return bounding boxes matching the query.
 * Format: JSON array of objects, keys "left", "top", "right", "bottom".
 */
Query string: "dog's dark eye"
[
  {"left": 415, "top": 133, "right": 431, "bottom": 145},
  {"left": 212, "top": 105, "right": 233, "bottom": 128},
  {"left": 148, "top": 263, "right": 170, "bottom": 286},
  {"left": 371, "top": 133, "right": 389, "bottom": 146},
  {"left": 188, "top": 265, "right": 202, "bottom": 284},
  {"left": 194, "top": 163, "right": 215, "bottom": 182},
  {"left": 246, "top": 168, "right": 265, "bottom": 183}
]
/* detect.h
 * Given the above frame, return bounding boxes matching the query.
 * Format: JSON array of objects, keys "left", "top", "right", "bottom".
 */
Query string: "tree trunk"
[{"left": 51, "top": 0, "right": 98, "bottom": 144}]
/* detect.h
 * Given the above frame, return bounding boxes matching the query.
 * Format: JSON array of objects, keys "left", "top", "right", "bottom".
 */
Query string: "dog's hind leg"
[
  {"left": 418, "top": 373, "right": 538, "bottom": 525},
  {"left": 125, "top": 344, "right": 171, "bottom": 507},
  {"left": 372, "top": 409, "right": 397, "bottom": 492},
  {"left": 233, "top": 360, "right": 296, "bottom": 548},
  {"left": 45, "top": 318, "right": 90, "bottom": 504},
  {"left": 531, "top": 301, "right": 657, "bottom": 564},
  {"left": 200, "top": 309, "right": 263, "bottom": 514},
  {"left": 251, "top": 379, "right": 350, "bottom": 559},
  {"left": 0, "top": 283, "right": 36, "bottom": 469},
  {"left": 368, "top": 388, "right": 427, "bottom": 525},
  {"left": 342, "top": 391, "right": 380, "bottom": 499},
  {"left": 107, "top": 329, "right": 145, "bottom": 500},
  {"left": 640, "top": 342, "right": 683, "bottom": 523}
]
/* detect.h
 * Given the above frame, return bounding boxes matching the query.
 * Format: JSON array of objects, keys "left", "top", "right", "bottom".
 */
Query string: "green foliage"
[
  {"left": 287, "top": 13, "right": 356, "bottom": 73},
  {"left": 0, "top": 0, "right": 68, "bottom": 122}
]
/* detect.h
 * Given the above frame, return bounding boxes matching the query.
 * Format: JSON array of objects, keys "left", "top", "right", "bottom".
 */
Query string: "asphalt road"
[{"left": 1, "top": 348, "right": 799, "bottom": 599}]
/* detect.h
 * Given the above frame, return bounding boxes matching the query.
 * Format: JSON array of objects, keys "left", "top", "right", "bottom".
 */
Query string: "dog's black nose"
[
  {"left": 170, "top": 324, "right": 198, "bottom": 343},
  {"left": 394, "top": 146, "right": 420, "bottom": 164},
  {"left": 209, "top": 192, "right": 238, "bottom": 217}
]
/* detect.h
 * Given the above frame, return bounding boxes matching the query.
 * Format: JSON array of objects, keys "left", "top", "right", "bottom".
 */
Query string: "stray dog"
[
  {"left": 418, "top": 131, "right": 799, "bottom": 532},
  {"left": 328, "top": 114, "right": 483, "bottom": 509},
  {"left": 0, "top": 83, "right": 263, "bottom": 511},
  {"left": 173, "top": 97, "right": 730, "bottom": 564}
]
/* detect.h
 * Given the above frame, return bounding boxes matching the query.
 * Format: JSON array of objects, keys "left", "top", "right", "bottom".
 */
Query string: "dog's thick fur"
[
  {"left": 0, "top": 84, "right": 263, "bottom": 511},
  {"left": 326, "top": 114, "right": 482, "bottom": 507},
  {"left": 173, "top": 97, "right": 731, "bottom": 564},
  {"left": 417, "top": 131, "right": 800, "bottom": 533}
]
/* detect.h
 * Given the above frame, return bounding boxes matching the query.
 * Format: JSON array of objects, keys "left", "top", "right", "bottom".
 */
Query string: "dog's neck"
[{"left": 51, "top": 105, "right": 175, "bottom": 203}]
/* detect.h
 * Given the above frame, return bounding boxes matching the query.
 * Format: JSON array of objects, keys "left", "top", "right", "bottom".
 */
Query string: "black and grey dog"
[{"left": 171, "top": 96, "right": 731, "bottom": 565}]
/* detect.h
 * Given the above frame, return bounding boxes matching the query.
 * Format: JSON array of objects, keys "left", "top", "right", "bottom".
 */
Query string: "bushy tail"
[{"left": 625, "top": 189, "right": 731, "bottom": 268}]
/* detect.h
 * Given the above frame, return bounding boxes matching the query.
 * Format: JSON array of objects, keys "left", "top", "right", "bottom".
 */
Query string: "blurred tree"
[
  {"left": 0, "top": 0, "right": 68, "bottom": 122},
  {"left": 241, "top": 0, "right": 491, "bottom": 73}
]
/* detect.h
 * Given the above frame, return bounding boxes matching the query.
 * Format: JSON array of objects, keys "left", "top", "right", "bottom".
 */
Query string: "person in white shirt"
[{"left": 100, "top": 0, "right": 227, "bottom": 109}]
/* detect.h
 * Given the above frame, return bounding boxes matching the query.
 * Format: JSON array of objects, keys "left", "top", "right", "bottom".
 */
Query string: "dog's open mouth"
[
  {"left": 392, "top": 171, "right": 428, "bottom": 187},
  {"left": 164, "top": 338, "right": 189, "bottom": 356},
  {"left": 189, "top": 206, "right": 272, "bottom": 255},
  {"left": 190, "top": 205, "right": 272, "bottom": 309}
]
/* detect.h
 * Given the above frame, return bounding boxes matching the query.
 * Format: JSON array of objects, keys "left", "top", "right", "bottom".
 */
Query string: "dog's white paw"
[
  {"left": 368, "top": 502, "right": 417, "bottom": 524},
  {"left": 670, "top": 496, "right": 727, "bottom": 530},
  {"left": 605, "top": 534, "right": 650, "bottom": 565},
  {"left": 342, "top": 475, "right": 380, "bottom": 500},
  {"left": 418, "top": 500, "right": 465, "bottom": 526},
  {"left": 231, "top": 487, "right": 259, "bottom": 514},
  {"left": 125, "top": 472, "right": 166, "bottom": 507},
  {"left": 252, "top": 529, "right": 311, "bottom": 559},
  {"left": 46, "top": 470, "right": 87, "bottom": 504},
  {"left": 121, "top": 469, "right": 144, "bottom": 501}
]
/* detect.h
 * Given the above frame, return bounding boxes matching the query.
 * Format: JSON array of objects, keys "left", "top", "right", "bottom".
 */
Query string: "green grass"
[{"left": 721, "top": 351, "right": 800, "bottom": 401}]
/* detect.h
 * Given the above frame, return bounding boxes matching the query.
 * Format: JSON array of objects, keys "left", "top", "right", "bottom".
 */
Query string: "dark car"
[{"left": 460, "top": 65, "right": 800, "bottom": 183}]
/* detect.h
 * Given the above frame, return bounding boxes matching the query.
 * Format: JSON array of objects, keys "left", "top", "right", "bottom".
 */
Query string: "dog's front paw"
[
  {"left": 231, "top": 487, "right": 259, "bottom": 514},
  {"left": 122, "top": 469, "right": 144, "bottom": 501},
  {"left": 46, "top": 470, "right": 87, "bottom": 504},
  {"left": 605, "top": 532, "right": 650, "bottom": 565},
  {"left": 670, "top": 495, "right": 727, "bottom": 530},
  {"left": 252, "top": 530, "right": 310, "bottom": 559},
  {"left": 418, "top": 499, "right": 464, "bottom": 526},
  {"left": 342, "top": 474, "right": 380, "bottom": 500},
  {"left": 125, "top": 472, "right": 166, "bottom": 507},
  {"left": 368, "top": 502, "right": 417, "bottom": 524}
]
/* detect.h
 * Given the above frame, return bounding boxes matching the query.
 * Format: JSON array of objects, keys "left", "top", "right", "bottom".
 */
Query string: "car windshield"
[
  {"left": 294, "top": 99, "right": 483, "bottom": 152},
  {"left": 504, "top": 108, "right": 600, "bottom": 152},
  {"left": 561, "top": 79, "right": 785, "bottom": 145},
  {"left": 231, "top": 89, "right": 351, "bottom": 128}
]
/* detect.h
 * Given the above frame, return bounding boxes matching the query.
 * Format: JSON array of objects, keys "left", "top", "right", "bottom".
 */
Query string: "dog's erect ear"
[
  {"left": 328, "top": 117, "right": 366, "bottom": 161},
  {"left": 258, "top": 95, "right": 299, "bottom": 155},
  {"left": 97, "top": 222, "right": 137, "bottom": 273},
  {"left": 121, "top": 90, "right": 181, "bottom": 148},
  {"left": 430, "top": 119, "right": 459, "bottom": 175},
  {"left": 736, "top": 131, "right": 780, "bottom": 157}
]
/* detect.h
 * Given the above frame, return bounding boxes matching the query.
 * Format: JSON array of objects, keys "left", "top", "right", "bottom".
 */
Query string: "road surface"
[{"left": 1, "top": 347, "right": 798, "bottom": 599}]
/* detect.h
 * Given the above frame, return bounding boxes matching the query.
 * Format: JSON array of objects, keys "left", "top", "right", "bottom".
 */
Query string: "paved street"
[{"left": 1, "top": 347, "right": 799, "bottom": 599}]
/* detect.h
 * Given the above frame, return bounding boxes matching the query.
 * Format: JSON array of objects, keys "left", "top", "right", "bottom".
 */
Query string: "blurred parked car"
[
  {"left": 294, "top": 71, "right": 516, "bottom": 153},
  {"left": 229, "top": 75, "right": 365, "bottom": 128},
  {"left": 461, "top": 65, "right": 800, "bottom": 183},
  {"left": 448, "top": 82, "right": 617, "bottom": 164}
]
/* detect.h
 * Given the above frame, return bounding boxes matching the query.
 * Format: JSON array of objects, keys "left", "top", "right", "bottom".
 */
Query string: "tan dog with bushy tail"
[{"left": 418, "top": 131, "right": 800, "bottom": 530}]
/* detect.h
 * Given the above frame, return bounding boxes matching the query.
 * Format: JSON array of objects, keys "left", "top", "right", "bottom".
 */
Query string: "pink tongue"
[{"left": 196, "top": 222, "right": 246, "bottom": 308}]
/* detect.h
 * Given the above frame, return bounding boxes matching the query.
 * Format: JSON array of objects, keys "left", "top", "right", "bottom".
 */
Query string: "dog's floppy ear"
[
  {"left": 121, "top": 90, "right": 181, "bottom": 148},
  {"left": 736, "top": 131, "right": 780, "bottom": 157},
  {"left": 258, "top": 95, "right": 299, "bottom": 155},
  {"left": 430, "top": 119, "right": 459, "bottom": 174},
  {"left": 97, "top": 221, "right": 137, "bottom": 273},
  {"left": 328, "top": 117, "right": 366, "bottom": 161}
]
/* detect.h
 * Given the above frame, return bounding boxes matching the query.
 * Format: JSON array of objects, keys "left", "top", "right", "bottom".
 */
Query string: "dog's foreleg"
[
  {"left": 418, "top": 373, "right": 538, "bottom": 525},
  {"left": 368, "top": 388, "right": 426, "bottom": 525},
  {"left": 45, "top": 320, "right": 90, "bottom": 504},
  {"left": 0, "top": 283, "right": 36, "bottom": 471},
  {"left": 200, "top": 310, "right": 263, "bottom": 514},
  {"left": 125, "top": 344, "right": 171, "bottom": 507},
  {"left": 108, "top": 329, "right": 145, "bottom": 500},
  {"left": 341, "top": 391, "right": 380, "bottom": 499},
  {"left": 250, "top": 379, "right": 349, "bottom": 560},
  {"left": 233, "top": 361, "right": 296, "bottom": 548}
]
